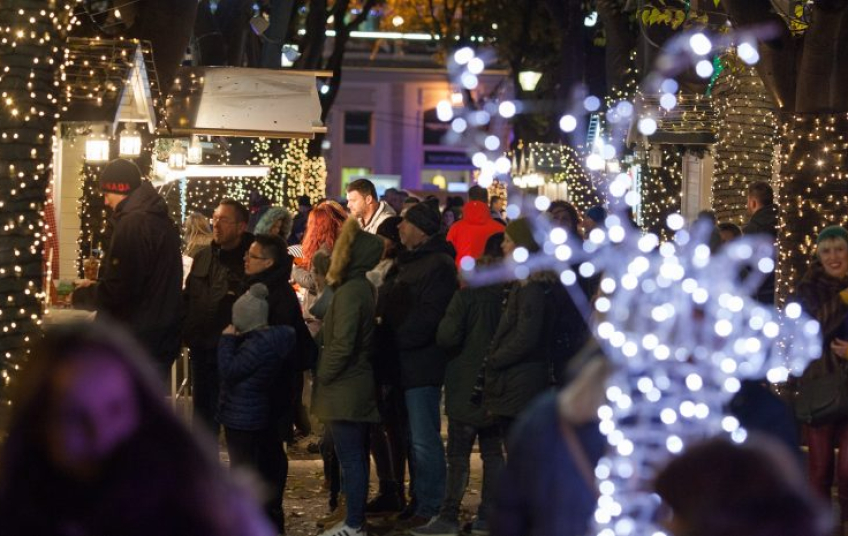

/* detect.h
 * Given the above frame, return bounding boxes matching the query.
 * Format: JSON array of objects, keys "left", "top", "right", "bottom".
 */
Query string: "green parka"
[
  {"left": 437, "top": 283, "right": 505, "bottom": 427},
  {"left": 483, "top": 276, "right": 554, "bottom": 417},
  {"left": 313, "top": 219, "right": 383, "bottom": 423}
]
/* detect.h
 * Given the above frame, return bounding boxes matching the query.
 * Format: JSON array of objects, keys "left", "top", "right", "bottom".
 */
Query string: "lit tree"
[
  {"left": 720, "top": 0, "right": 848, "bottom": 302},
  {"left": 0, "top": 1, "right": 73, "bottom": 410}
]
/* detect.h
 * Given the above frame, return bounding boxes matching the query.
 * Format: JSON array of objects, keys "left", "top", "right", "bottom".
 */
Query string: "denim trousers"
[
  {"left": 330, "top": 421, "right": 370, "bottom": 529},
  {"left": 405, "top": 385, "right": 446, "bottom": 518},
  {"left": 441, "top": 419, "right": 504, "bottom": 523}
]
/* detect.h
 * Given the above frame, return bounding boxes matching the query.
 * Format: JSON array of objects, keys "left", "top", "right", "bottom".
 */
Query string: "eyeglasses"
[
  {"left": 210, "top": 217, "right": 236, "bottom": 225},
  {"left": 245, "top": 253, "right": 269, "bottom": 261}
]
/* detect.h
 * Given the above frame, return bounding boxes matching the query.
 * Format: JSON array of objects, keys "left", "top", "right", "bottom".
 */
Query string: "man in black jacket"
[
  {"left": 744, "top": 181, "right": 778, "bottom": 304},
  {"left": 73, "top": 159, "right": 182, "bottom": 379},
  {"left": 184, "top": 198, "right": 253, "bottom": 432},
  {"left": 381, "top": 203, "right": 458, "bottom": 529}
]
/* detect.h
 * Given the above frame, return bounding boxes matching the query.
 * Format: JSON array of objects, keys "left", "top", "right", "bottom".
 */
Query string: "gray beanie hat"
[{"left": 232, "top": 283, "right": 269, "bottom": 333}]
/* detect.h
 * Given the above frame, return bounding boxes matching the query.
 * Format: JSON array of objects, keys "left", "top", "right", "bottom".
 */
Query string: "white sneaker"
[{"left": 318, "top": 520, "right": 366, "bottom": 536}]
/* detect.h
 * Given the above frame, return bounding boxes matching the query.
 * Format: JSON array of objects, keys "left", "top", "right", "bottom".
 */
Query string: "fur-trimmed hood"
[
  {"left": 327, "top": 218, "right": 384, "bottom": 286},
  {"left": 254, "top": 206, "right": 294, "bottom": 238}
]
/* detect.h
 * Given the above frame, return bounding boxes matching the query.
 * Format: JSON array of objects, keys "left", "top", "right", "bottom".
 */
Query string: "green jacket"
[
  {"left": 483, "top": 278, "right": 552, "bottom": 417},
  {"left": 437, "top": 283, "right": 505, "bottom": 427},
  {"left": 313, "top": 220, "right": 383, "bottom": 423}
]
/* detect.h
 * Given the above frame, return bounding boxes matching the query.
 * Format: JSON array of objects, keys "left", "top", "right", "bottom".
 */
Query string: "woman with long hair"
[
  {"left": 0, "top": 321, "right": 274, "bottom": 536},
  {"left": 183, "top": 211, "right": 213, "bottom": 258},
  {"left": 292, "top": 200, "right": 350, "bottom": 316}
]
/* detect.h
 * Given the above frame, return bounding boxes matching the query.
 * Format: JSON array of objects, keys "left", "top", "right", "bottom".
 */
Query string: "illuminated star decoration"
[
  {"left": 466, "top": 184, "right": 821, "bottom": 536},
  {"left": 449, "top": 25, "right": 821, "bottom": 536}
]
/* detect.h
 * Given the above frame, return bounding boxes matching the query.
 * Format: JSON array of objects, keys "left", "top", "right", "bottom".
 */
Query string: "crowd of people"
[{"left": 0, "top": 159, "right": 840, "bottom": 536}]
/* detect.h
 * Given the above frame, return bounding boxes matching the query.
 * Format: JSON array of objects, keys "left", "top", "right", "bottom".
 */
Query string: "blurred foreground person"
[
  {"left": 0, "top": 322, "right": 274, "bottom": 536},
  {"left": 655, "top": 436, "right": 831, "bottom": 536},
  {"left": 490, "top": 342, "right": 609, "bottom": 536}
]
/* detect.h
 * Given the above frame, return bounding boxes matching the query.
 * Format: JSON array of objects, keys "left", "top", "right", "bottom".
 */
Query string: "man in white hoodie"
[{"left": 347, "top": 178, "right": 396, "bottom": 234}]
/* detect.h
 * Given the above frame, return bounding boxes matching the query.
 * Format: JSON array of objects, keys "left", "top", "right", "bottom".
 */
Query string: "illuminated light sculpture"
[{"left": 466, "top": 184, "right": 820, "bottom": 536}]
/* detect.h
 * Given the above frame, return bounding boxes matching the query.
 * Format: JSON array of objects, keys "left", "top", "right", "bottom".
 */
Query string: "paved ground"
[{"left": 280, "top": 436, "right": 483, "bottom": 536}]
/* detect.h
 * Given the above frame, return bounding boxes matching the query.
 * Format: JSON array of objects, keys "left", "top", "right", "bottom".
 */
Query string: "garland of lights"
[
  {"left": 0, "top": 1, "right": 75, "bottom": 394},
  {"left": 76, "top": 164, "right": 110, "bottom": 276},
  {"left": 776, "top": 113, "right": 848, "bottom": 305},
  {"left": 711, "top": 62, "right": 777, "bottom": 226},
  {"left": 176, "top": 137, "right": 327, "bottom": 219},
  {"left": 639, "top": 146, "right": 683, "bottom": 240}
]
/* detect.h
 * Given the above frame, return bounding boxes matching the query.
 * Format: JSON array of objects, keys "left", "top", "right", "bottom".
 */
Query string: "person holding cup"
[{"left": 72, "top": 159, "right": 183, "bottom": 380}]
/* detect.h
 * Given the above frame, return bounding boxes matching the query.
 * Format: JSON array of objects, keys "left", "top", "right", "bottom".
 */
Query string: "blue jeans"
[
  {"left": 329, "top": 421, "right": 369, "bottom": 529},
  {"left": 442, "top": 419, "right": 504, "bottom": 523},
  {"left": 405, "top": 386, "right": 446, "bottom": 518}
]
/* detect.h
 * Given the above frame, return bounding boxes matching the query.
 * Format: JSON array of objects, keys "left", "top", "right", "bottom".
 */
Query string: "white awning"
[{"left": 162, "top": 67, "right": 327, "bottom": 139}]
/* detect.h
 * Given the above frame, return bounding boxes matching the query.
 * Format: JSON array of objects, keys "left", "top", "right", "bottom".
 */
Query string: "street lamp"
[
  {"left": 85, "top": 124, "right": 110, "bottom": 163},
  {"left": 518, "top": 71, "right": 542, "bottom": 92},
  {"left": 119, "top": 123, "right": 142, "bottom": 158}
]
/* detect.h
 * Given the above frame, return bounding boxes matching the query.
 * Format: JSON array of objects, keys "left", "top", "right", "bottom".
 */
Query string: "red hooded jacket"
[{"left": 446, "top": 200, "right": 505, "bottom": 267}]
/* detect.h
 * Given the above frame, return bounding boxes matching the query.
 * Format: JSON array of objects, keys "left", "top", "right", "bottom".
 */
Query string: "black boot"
[{"left": 365, "top": 480, "right": 405, "bottom": 515}]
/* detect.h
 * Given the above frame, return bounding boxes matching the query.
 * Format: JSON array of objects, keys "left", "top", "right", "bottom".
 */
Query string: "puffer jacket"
[
  {"left": 313, "top": 219, "right": 383, "bottom": 423},
  {"left": 446, "top": 200, "right": 504, "bottom": 267},
  {"left": 380, "top": 234, "right": 459, "bottom": 388},
  {"left": 217, "top": 325, "right": 296, "bottom": 431}
]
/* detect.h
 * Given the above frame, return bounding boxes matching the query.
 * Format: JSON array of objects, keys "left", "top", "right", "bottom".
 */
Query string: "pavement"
[{"left": 279, "top": 436, "right": 484, "bottom": 536}]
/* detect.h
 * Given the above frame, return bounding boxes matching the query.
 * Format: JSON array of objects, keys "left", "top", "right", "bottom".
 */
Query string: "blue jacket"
[
  {"left": 491, "top": 391, "right": 604, "bottom": 536},
  {"left": 217, "top": 325, "right": 295, "bottom": 431}
]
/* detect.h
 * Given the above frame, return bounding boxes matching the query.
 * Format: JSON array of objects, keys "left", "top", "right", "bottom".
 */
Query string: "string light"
[
  {"left": 776, "top": 113, "right": 848, "bottom": 305},
  {"left": 0, "top": 1, "right": 76, "bottom": 398},
  {"left": 711, "top": 62, "right": 777, "bottom": 226}
]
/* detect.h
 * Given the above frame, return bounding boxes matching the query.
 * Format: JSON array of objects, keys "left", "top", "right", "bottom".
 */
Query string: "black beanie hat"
[
  {"left": 404, "top": 203, "right": 440, "bottom": 236},
  {"left": 99, "top": 159, "right": 142, "bottom": 194},
  {"left": 376, "top": 216, "right": 403, "bottom": 246}
]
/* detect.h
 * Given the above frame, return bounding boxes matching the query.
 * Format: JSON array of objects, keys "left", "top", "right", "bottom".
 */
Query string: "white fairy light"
[
  {"left": 638, "top": 117, "right": 658, "bottom": 135},
  {"left": 689, "top": 32, "right": 712, "bottom": 55},
  {"left": 695, "top": 60, "right": 714, "bottom": 78},
  {"left": 560, "top": 114, "right": 578, "bottom": 133}
]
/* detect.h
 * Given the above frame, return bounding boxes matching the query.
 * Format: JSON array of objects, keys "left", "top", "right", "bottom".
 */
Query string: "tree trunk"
[
  {"left": 640, "top": 147, "right": 683, "bottom": 240},
  {"left": 0, "top": 0, "right": 69, "bottom": 405},
  {"left": 260, "top": 0, "right": 296, "bottom": 69},
  {"left": 795, "top": 1, "right": 848, "bottom": 112},
  {"left": 711, "top": 65, "right": 778, "bottom": 225},
  {"left": 776, "top": 113, "right": 848, "bottom": 303},
  {"left": 596, "top": 0, "right": 637, "bottom": 95}
]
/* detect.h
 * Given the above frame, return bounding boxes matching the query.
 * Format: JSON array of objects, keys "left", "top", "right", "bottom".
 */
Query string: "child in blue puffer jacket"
[{"left": 219, "top": 283, "right": 295, "bottom": 534}]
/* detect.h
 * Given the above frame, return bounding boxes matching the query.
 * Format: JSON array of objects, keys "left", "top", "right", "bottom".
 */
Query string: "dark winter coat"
[
  {"left": 437, "top": 283, "right": 505, "bottom": 427},
  {"left": 743, "top": 203, "right": 778, "bottom": 237},
  {"left": 183, "top": 233, "right": 253, "bottom": 350},
  {"left": 76, "top": 181, "right": 183, "bottom": 363},
  {"left": 483, "top": 277, "right": 553, "bottom": 418},
  {"left": 796, "top": 260, "right": 848, "bottom": 379},
  {"left": 218, "top": 326, "right": 295, "bottom": 431},
  {"left": 490, "top": 391, "right": 604, "bottom": 536},
  {"left": 313, "top": 220, "right": 383, "bottom": 423},
  {"left": 744, "top": 203, "right": 778, "bottom": 303},
  {"left": 381, "top": 234, "right": 459, "bottom": 388},
  {"left": 247, "top": 261, "right": 316, "bottom": 370}
]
